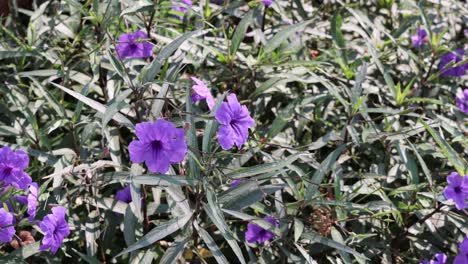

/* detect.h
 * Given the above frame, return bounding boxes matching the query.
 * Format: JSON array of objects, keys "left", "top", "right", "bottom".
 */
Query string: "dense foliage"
[{"left": 0, "top": 0, "right": 467, "bottom": 263}]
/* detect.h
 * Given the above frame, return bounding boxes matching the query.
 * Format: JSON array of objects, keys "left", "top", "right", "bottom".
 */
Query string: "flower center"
[
  {"left": 454, "top": 186, "right": 462, "bottom": 193},
  {"left": 0, "top": 166, "right": 13, "bottom": 179},
  {"left": 129, "top": 43, "right": 138, "bottom": 50},
  {"left": 151, "top": 140, "right": 162, "bottom": 150}
]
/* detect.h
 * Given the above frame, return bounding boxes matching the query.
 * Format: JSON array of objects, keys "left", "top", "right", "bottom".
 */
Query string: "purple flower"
[
  {"left": 438, "top": 49, "right": 468, "bottom": 77},
  {"left": 420, "top": 253, "right": 447, "bottom": 264},
  {"left": 230, "top": 180, "right": 242, "bottom": 187},
  {"left": 443, "top": 172, "right": 468, "bottom": 210},
  {"left": 245, "top": 215, "right": 278, "bottom": 243},
  {"left": 16, "top": 182, "right": 39, "bottom": 221},
  {"left": 172, "top": 0, "right": 192, "bottom": 18},
  {"left": 191, "top": 77, "right": 215, "bottom": 110},
  {"left": 0, "top": 146, "right": 32, "bottom": 190},
  {"left": 0, "top": 208, "right": 15, "bottom": 243},
  {"left": 411, "top": 28, "right": 428, "bottom": 48},
  {"left": 454, "top": 237, "right": 468, "bottom": 264},
  {"left": 116, "top": 185, "right": 132, "bottom": 203},
  {"left": 214, "top": 94, "right": 255, "bottom": 150},
  {"left": 128, "top": 119, "right": 187, "bottom": 174},
  {"left": 455, "top": 89, "right": 468, "bottom": 114},
  {"left": 263, "top": 0, "right": 273, "bottom": 6},
  {"left": 116, "top": 30, "right": 154, "bottom": 59},
  {"left": 39, "top": 206, "right": 70, "bottom": 254}
]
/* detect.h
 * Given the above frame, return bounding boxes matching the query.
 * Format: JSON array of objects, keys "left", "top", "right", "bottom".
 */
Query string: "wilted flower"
[
  {"left": 215, "top": 94, "right": 255, "bottom": 150},
  {"left": 411, "top": 28, "right": 428, "bottom": 48},
  {"left": 245, "top": 215, "right": 278, "bottom": 243},
  {"left": 454, "top": 237, "right": 468, "bottom": 264},
  {"left": 172, "top": 0, "right": 192, "bottom": 18},
  {"left": 191, "top": 77, "right": 215, "bottom": 110},
  {"left": 16, "top": 182, "right": 38, "bottom": 221},
  {"left": 438, "top": 49, "right": 468, "bottom": 77},
  {"left": 116, "top": 185, "right": 132, "bottom": 203},
  {"left": 443, "top": 172, "right": 468, "bottom": 210},
  {"left": 455, "top": 89, "right": 468, "bottom": 114},
  {"left": 128, "top": 119, "right": 187, "bottom": 174},
  {"left": 263, "top": 0, "right": 273, "bottom": 7},
  {"left": 0, "top": 208, "right": 15, "bottom": 243},
  {"left": 10, "top": 231, "right": 35, "bottom": 249},
  {"left": 39, "top": 206, "right": 70, "bottom": 254},
  {"left": 116, "top": 30, "right": 154, "bottom": 59},
  {"left": 0, "top": 146, "right": 32, "bottom": 190},
  {"left": 420, "top": 253, "right": 447, "bottom": 264}
]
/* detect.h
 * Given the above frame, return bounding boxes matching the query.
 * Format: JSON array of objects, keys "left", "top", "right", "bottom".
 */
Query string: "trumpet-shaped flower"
[
  {"left": 0, "top": 146, "right": 32, "bottom": 190},
  {"left": 411, "top": 28, "right": 428, "bottom": 48},
  {"left": 128, "top": 119, "right": 187, "bottom": 174},
  {"left": 172, "top": 0, "right": 192, "bottom": 18},
  {"left": 245, "top": 215, "right": 278, "bottom": 243},
  {"left": 0, "top": 208, "right": 15, "bottom": 243},
  {"left": 443, "top": 172, "right": 468, "bottom": 210},
  {"left": 39, "top": 206, "right": 70, "bottom": 254},
  {"left": 116, "top": 30, "right": 154, "bottom": 59},
  {"left": 438, "top": 49, "right": 468, "bottom": 77},
  {"left": 454, "top": 237, "right": 468, "bottom": 264},
  {"left": 455, "top": 89, "right": 468, "bottom": 114},
  {"left": 263, "top": 0, "right": 273, "bottom": 7},
  {"left": 215, "top": 94, "right": 254, "bottom": 150},
  {"left": 116, "top": 185, "right": 132, "bottom": 203},
  {"left": 16, "top": 182, "right": 38, "bottom": 221},
  {"left": 191, "top": 77, "right": 215, "bottom": 110}
]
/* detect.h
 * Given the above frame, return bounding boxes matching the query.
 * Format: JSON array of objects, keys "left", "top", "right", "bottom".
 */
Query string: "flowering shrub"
[{"left": 0, "top": 1, "right": 467, "bottom": 263}]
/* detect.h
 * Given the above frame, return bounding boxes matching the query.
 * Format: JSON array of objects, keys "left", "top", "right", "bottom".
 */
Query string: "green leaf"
[
  {"left": 268, "top": 101, "right": 296, "bottom": 139},
  {"left": 125, "top": 175, "right": 199, "bottom": 186},
  {"left": 51, "top": 82, "right": 134, "bottom": 128},
  {"left": 225, "top": 153, "right": 302, "bottom": 179},
  {"left": 204, "top": 187, "right": 246, "bottom": 264},
  {"left": 186, "top": 87, "right": 201, "bottom": 180},
  {"left": 301, "top": 232, "right": 368, "bottom": 260},
  {"left": 293, "top": 218, "right": 304, "bottom": 242},
  {"left": 304, "top": 144, "right": 347, "bottom": 201},
  {"left": 116, "top": 213, "right": 193, "bottom": 257},
  {"left": 229, "top": 8, "right": 254, "bottom": 57},
  {"left": 194, "top": 221, "right": 229, "bottom": 264},
  {"left": 219, "top": 182, "right": 285, "bottom": 210},
  {"left": 159, "top": 238, "right": 188, "bottom": 264},
  {"left": 222, "top": 209, "right": 282, "bottom": 237},
  {"left": 331, "top": 13, "right": 345, "bottom": 49},
  {"left": 260, "top": 20, "right": 313, "bottom": 59},
  {"left": 142, "top": 30, "right": 199, "bottom": 83},
  {"left": 419, "top": 119, "right": 466, "bottom": 175},
  {"left": 120, "top": 0, "right": 154, "bottom": 16}
]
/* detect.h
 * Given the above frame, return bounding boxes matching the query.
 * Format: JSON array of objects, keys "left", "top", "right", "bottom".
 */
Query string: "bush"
[{"left": 0, "top": 1, "right": 467, "bottom": 263}]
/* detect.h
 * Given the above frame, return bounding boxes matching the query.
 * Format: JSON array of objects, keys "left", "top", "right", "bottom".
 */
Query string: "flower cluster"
[
  {"left": 0, "top": 146, "right": 32, "bottom": 190},
  {"left": 422, "top": 237, "right": 468, "bottom": 264},
  {"left": 0, "top": 146, "right": 70, "bottom": 254}
]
